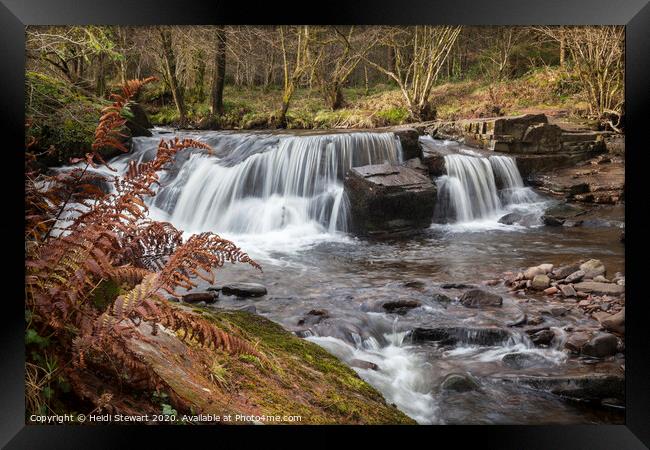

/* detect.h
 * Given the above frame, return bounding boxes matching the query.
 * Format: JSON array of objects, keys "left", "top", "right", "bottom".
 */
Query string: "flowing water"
[{"left": 73, "top": 129, "right": 624, "bottom": 424}]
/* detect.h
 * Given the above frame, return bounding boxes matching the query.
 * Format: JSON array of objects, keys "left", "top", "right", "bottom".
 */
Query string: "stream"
[{"left": 68, "top": 128, "right": 625, "bottom": 424}]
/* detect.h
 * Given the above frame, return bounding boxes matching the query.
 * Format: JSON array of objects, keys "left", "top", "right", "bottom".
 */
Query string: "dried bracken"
[{"left": 25, "top": 78, "right": 262, "bottom": 415}]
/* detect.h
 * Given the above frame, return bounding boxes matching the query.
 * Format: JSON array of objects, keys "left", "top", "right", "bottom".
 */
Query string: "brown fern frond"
[
  {"left": 90, "top": 76, "right": 157, "bottom": 166},
  {"left": 157, "top": 232, "right": 261, "bottom": 296}
]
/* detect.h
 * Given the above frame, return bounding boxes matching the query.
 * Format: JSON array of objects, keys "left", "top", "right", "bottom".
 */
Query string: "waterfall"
[
  {"left": 128, "top": 131, "right": 403, "bottom": 235},
  {"left": 434, "top": 154, "right": 538, "bottom": 223}
]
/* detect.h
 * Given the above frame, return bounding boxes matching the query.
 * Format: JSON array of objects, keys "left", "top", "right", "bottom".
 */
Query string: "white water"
[
  {"left": 434, "top": 153, "right": 543, "bottom": 226},
  {"left": 143, "top": 132, "right": 403, "bottom": 237},
  {"left": 307, "top": 327, "right": 439, "bottom": 424}
]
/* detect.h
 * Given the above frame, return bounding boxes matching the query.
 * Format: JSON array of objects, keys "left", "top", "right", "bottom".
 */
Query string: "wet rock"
[
  {"left": 506, "top": 313, "right": 527, "bottom": 327},
  {"left": 501, "top": 374, "right": 624, "bottom": 402},
  {"left": 530, "top": 329, "right": 555, "bottom": 346},
  {"left": 564, "top": 270, "right": 585, "bottom": 283},
  {"left": 582, "top": 333, "right": 619, "bottom": 358},
  {"left": 502, "top": 352, "right": 550, "bottom": 369},
  {"left": 549, "top": 307, "right": 568, "bottom": 317},
  {"left": 221, "top": 282, "right": 267, "bottom": 298},
  {"left": 559, "top": 284, "right": 577, "bottom": 297},
  {"left": 440, "top": 282, "right": 476, "bottom": 289},
  {"left": 459, "top": 289, "right": 503, "bottom": 308},
  {"left": 382, "top": 300, "right": 421, "bottom": 314},
  {"left": 579, "top": 259, "right": 606, "bottom": 278},
  {"left": 432, "top": 293, "right": 453, "bottom": 303},
  {"left": 440, "top": 373, "right": 479, "bottom": 393},
  {"left": 402, "top": 157, "right": 429, "bottom": 175},
  {"left": 182, "top": 292, "right": 218, "bottom": 304},
  {"left": 297, "top": 309, "right": 330, "bottom": 326},
  {"left": 544, "top": 286, "right": 559, "bottom": 295},
  {"left": 565, "top": 331, "right": 591, "bottom": 353},
  {"left": 394, "top": 128, "right": 423, "bottom": 160},
  {"left": 410, "top": 326, "right": 511, "bottom": 346},
  {"left": 601, "top": 308, "right": 625, "bottom": 335},
  {"left": 345, "top": 164, "right": 436, "bottom": 236},
  {"left": 350, "top": 359, "right": 380, "bottom": 371},
  {"left": 523, "top": 264, "right": 553, "bottom": 280},
  {"left": 498, "top": 212, "right": 522, "bottom": 225},
  {"left": 404, "top": 280, "right": 426, "bottom": 290},
  {"left": 531, "top": 274, "right": 551, "bottom": 290},
  {"left": 573, "top": 281, "right": 624, "bottom": 296},
  {"left": 543, "top": 215, "right": 565, "bottom": 226}
]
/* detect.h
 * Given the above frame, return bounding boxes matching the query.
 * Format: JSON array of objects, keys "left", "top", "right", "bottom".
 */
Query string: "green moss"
[{"left": 196, "top": 308, "right": 414, "bottom": 424}]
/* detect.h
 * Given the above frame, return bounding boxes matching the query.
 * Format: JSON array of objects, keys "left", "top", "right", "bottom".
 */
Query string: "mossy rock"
[{"left": 126, "top": 306, "right": 415, "bottom": 424}]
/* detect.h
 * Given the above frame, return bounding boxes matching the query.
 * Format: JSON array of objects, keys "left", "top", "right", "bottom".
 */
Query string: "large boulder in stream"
[{"left": 344, "top": 164, "right": 436, "bottom": 236}]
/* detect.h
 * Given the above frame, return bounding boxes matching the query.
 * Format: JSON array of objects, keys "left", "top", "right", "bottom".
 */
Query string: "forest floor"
[{"left": 145, "top": 67, "right": 598, "bottom": 131}]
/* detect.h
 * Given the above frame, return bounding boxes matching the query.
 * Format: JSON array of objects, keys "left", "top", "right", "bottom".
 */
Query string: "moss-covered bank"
[{"left": 123, "top": 306, "right": 415, "bottom": 424}]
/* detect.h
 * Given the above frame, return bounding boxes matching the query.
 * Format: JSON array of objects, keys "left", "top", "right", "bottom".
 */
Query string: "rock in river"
[
  {"left": 572, "top": 281, "right": 624, "bottom": 296},
  {"left": 582, "top": 333, "right": 619, "bottom": 358},
  {"left": 344, "top": 164, "right": 436, "bottom": 236},
  {"left": 440, "top": 373, "right": 480, "bottom": 392},
  {"left": 502, "top": 352, "right": 550, "bottom": 369},
  {"left": 182, "top": 292, "right": 218, "bottom": 304},
  {"left": 221, "top": 282, "right": 268, "bottom": 298},
  {"left": 382, "top": 300, "right": 421, "bottom": 314},
  {"left": 531, "top": 274, "right": 551, "bottom": 290},
  {"left": 459, "top": 289, "right": 503, "bottom": 308},
  {"left": 530, "top": 329, "right": 555, "bottom": 347},
  {"left": 410, "top": 326, "right": 511, "bottom": 346},
  {"left": 601, "top": 308, "right": 625, "bottom": 335},
  {"left": 579, "top": 259, "right": 606, "bottom": 279}
]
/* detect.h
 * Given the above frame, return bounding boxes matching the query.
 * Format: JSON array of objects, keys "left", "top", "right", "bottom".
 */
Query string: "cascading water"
[
  {"left": 126, "top": 131, "right": 403, "bottom": 236},
  {"left": 434, "top": 153, "right": 540, "bottom": 224}
]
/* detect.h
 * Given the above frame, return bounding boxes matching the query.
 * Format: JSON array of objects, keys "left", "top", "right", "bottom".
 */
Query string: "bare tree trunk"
[
  {"left": 210, "top": 26, "right": 227, "bottom": 116},
  {"left": 95, "top": 53, "right": 106, "bottom": 98},
  {"left": 159, "top": 28, "right": 187, "bottom": 124},
  {"left": 559, "top": 34, "right": 566, "bottom": 67}
]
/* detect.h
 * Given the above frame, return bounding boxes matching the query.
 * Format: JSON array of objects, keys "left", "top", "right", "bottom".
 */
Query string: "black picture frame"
[{"left": 2, "top": 0, "right": 648, "bottom": 447}]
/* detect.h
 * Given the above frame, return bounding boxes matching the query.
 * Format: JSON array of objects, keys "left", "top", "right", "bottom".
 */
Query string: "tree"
[
  {"left": 537, "top": 26, "right": 624, "bottom": 130},
  {"left": 364, "top": 26, "right": 462, "bottom": 121},
  {"left": 159, "top": 27, "right": 187, "bottom": 124},
  {"left": 210, "top": 26, "right": 227, "bottom": 116},
  {"left": 308, "top": 26, "right": 377, "bottom": 110},
  {"left": 277, "top": 25, "right": 311, "bottom": 127}
]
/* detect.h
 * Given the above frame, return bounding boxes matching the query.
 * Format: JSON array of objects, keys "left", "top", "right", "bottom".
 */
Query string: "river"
[{"left": 71, "top": 128, "right": 625, "bottom": 424}]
